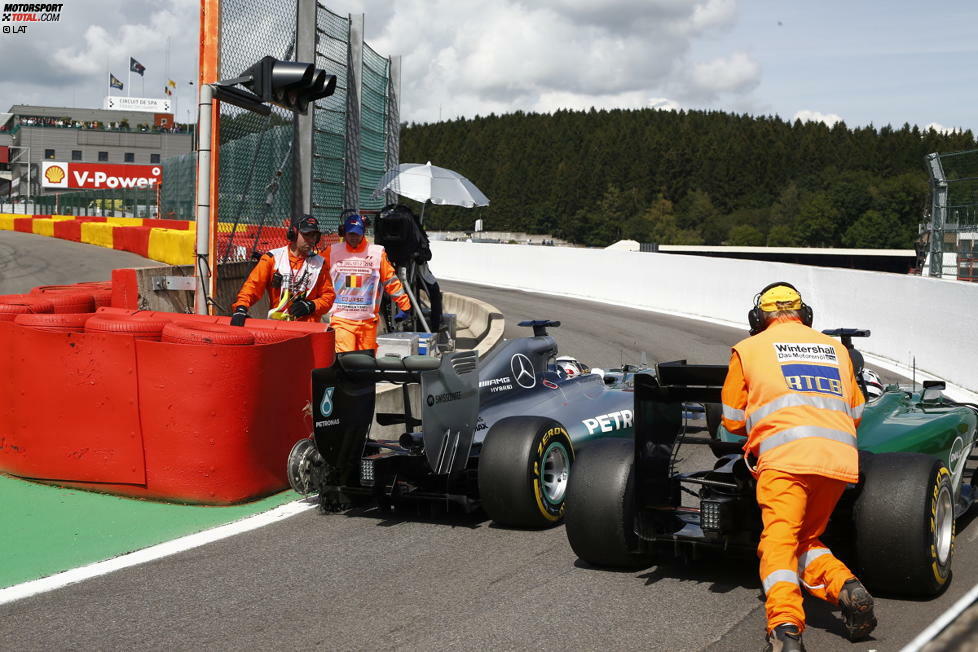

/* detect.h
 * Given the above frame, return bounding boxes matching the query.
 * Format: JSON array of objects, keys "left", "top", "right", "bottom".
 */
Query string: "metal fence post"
[
  {"left": 345, "top": 13, "right": 364, "bottom": 212},
  {"left": 294, "top": 0, "right": 316, "bottom": 218},
  {"left": 926, "top": 152, "right": 947, "bottom": 278},
  {"left": 195, "top": 83, "right": 214, "bottom": 315}
]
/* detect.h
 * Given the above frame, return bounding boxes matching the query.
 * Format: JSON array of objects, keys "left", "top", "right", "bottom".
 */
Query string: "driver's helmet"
[
  {"left": 861, "top": 368, "right": 884, "bottom": 400},
  {"left": 555, "top": 355, "right": 582, "bottom": 378}
]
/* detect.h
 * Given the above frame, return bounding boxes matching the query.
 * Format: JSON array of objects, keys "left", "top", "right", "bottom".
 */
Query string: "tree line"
[{"left": 399, "top": 108, "right": 976, "bottom": 248}]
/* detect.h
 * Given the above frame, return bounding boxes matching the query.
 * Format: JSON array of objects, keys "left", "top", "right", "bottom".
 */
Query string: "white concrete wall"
[{"left": 429, "top": 242, "right": 978, "bottom": 399}]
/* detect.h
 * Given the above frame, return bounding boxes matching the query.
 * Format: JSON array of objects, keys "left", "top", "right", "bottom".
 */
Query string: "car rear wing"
[
  {"left": 311, "top": 351, "right": 479, "bottom": 487},
  {"left": 634, "top": 362, "right": 728, "bottom": 511}
]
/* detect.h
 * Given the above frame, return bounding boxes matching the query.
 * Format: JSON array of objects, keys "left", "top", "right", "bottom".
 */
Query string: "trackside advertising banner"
[{"left": 41, "top": 162, "right": 162, "bottom": 190}]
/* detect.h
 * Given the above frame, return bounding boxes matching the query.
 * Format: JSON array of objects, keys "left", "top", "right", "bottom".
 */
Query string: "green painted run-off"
[{"left": 0, "top": 474, "right": 299, "bottom": 589}]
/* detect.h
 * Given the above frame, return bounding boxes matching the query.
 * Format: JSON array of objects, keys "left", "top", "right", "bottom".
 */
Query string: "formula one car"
[
  {"left": 565, "top": 329, "right": 978, "bottom": 597},
  {"left": 287, "top": 320, "right": 654, "bottom": 528}
]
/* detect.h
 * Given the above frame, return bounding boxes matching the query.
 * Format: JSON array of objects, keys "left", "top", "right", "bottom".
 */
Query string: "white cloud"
[
  {"left": 338, "top": 0, "right": 752, "bottom": 123},
  {"left": 0, "top": 0, "right": 756, "bottom": 125},
  {"left": 685, "top": 52, "right": 760, "bottom": 99},
  {"left": 793, "top": 110, "right": 844, "bottom": 128},
  {"left": 531, "top": 91, "right": 683, "bottom": 114},
  {"left": 0, "top": 0, "right": 201, "bottom": 121},
  {"left": 924, "top": 122, "right": 963, "bottom": 135}
]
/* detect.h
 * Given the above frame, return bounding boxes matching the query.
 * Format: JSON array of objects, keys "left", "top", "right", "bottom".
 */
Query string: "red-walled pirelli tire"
[
  {"left": 250, "top": 328, "right": 303, "bottom": 344},
  {"left": 84, "top": 313, "right": 168, "bottom": 341},
  {"left": 162, "top": 321, "right": 256, "bottom": 346},
  {"left": 13, "top": 312, "right": 92, "bottom": 333},
  {"left": 0, "top": 295, "right": 55, "bottom": 321}
]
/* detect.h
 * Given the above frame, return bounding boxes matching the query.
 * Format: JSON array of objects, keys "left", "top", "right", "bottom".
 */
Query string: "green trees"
[{"left": 399, "top": 108, "right": 975, "bottom": 248}]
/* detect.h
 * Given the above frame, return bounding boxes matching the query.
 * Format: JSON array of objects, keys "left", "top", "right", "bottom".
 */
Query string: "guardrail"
[{"left": 428, "top": 241, "right": 978, "bottom": 402}]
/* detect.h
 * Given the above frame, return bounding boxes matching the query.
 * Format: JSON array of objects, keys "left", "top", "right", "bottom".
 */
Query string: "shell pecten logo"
[
  {"left": 41, "top": 161, "right": 68, "bottom": 188},
  {"left": 45, "top": 164, "right": 65, "bottom": 184}
]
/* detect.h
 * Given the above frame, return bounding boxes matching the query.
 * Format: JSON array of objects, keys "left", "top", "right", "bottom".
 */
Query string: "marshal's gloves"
[
  {"left": 288, "top": 298, "right": 315, "bottom": 318},
  {"left": 394, "top": 309, "right": 410, "bottom": 323},
  {"left": 230, "top": 306, "right": 249, "bottom": 327}
]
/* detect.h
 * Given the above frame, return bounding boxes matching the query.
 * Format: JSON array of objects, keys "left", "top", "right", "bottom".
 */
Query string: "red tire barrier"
[
  {"left": 76, "top": 282, "right": 113, "bottom": 304},
  {"left": 162, "top": 321, "right": 256, "bottom": 346},
  {"left": 28, "top": 288, "right": 96, "bottom": 314},
  {"left": 250, "top": 327, "right": 303, "bottom": 344},
  {"left": 13, "top": 312, "right": 92, "bottom": 333},
  {"left": 0, "top": 295, "right": 55, "bottom": 321},
  {"left": 84, "top": 313, "right": 167, "bottom": 340},
  {"left": 0, "top": 313, "right": 335, "bottom": 504}
]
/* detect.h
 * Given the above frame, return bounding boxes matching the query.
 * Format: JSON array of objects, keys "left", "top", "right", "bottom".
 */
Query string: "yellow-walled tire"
[
  {"left": 853, "top": 452, "right": 954, "bottom": 596},
  {"left": 478, "top": 417, "right": 573, "bottom": 529}
]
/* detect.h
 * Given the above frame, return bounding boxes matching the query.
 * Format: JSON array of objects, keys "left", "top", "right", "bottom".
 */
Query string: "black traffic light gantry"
[{"left": 212, "top": 56, "right": 337, "bottom": 116}]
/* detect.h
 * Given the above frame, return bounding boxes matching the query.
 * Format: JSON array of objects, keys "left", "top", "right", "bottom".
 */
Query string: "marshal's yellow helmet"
[{"left": 758, "top": 285, "right": 802, "bottom": 312}]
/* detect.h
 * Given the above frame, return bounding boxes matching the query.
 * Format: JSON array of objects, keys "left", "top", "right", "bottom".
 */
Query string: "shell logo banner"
[{"left": 41, "top": 162, "right": 162, "bottom": 190}]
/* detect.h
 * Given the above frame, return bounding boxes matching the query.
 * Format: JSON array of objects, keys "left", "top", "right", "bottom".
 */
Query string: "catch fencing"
[
  {"left": 28, "top": 187, "right": 160, "bottom": 218},
  {"left": 162, "top": 1, "right": 399, "bottom": 264},
  {"left": 924, "top": 148, "right": 978, "bottom": 281}
]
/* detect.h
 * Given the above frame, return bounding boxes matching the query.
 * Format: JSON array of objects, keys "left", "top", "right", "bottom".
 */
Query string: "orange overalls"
[
  {"left": 233, "top": 246, "right": 335, "bottom": 322},
  {"left": 324, "top": 239, "right": 411, "bottom": 353},
  {"left": 721, "top": 317, "right": 865, "bottom": 635}
]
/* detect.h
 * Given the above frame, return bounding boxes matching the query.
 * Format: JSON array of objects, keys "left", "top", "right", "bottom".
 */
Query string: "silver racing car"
[{"left": 287, "top": 320, "right": 663, "bottom": 528}]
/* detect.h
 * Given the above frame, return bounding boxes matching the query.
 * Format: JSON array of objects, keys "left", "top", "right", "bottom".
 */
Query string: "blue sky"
[
  {"left": 1, "top": 0, "right": 975, "bottom": 133},
  {"left": 690, "top": 1, "right": 978, "bottom": 131}
]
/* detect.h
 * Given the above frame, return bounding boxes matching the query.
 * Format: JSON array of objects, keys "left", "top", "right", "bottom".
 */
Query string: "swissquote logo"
[
  {"left": 41, "top": 162, "right": 162, "bottom": 190},
  {"left": 773, "top": 342, "right": 838, "bottom": 364}
]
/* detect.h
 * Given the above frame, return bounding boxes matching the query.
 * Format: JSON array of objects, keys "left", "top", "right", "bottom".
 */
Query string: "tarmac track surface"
[{"left": 1, "top": 235, "right": 976, "bottom": 650}]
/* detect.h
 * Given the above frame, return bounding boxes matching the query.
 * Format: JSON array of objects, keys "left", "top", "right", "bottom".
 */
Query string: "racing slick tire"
[
  {"left": 564, "top": 437, "right": 652, "bottom": 569},
  {"left": 705, "top": 403, "right": 722, "bottom": 439},
  {"left": 478, "top": 416, "right": 574, "bottom": 529},
  {"left": 852, "top": 452, "right": 954, "bottom": 596}
]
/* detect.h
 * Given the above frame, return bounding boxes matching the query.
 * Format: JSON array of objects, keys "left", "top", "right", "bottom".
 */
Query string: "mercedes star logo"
[{"left": 511, "top": 353, "right": 536, "bottom": 389}]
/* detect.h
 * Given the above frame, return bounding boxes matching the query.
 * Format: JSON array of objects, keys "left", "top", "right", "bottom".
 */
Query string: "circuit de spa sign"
[{"left": 41, "top": 162, "right": 162, "bottom": 190}]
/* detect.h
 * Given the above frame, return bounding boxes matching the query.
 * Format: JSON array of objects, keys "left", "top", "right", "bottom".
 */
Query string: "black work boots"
[
  {"left": 765, "top": 624, "right": 805, "bottom": 652},
  {"left": 838, "top": 578, "right": 877, "bottom": 641}
]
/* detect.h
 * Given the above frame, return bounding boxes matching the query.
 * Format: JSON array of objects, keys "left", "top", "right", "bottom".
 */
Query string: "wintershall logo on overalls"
[
  {"left": 773, "top": 342, "right": 838, "bottom": 364},
  {"left": 780, "top": 363, "right": 843, "bottom": 396}
]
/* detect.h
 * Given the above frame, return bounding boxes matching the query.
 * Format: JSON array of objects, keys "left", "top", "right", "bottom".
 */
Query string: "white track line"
[
  {"left": 900, "top": 583, "right": 978, "bottom": 651},
  {"left": 0, "top": 498, "right": 315, "bottom": 606}
]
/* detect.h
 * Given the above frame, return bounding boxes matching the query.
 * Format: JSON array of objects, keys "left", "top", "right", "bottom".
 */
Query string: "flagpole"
[{"left": 127, "top": 65, "right": 131, "bottom": 97}]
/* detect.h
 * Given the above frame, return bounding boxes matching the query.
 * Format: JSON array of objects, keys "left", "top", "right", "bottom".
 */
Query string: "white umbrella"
[{"left": 372, "top": 161, "right": 489, "bottom": 208}]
